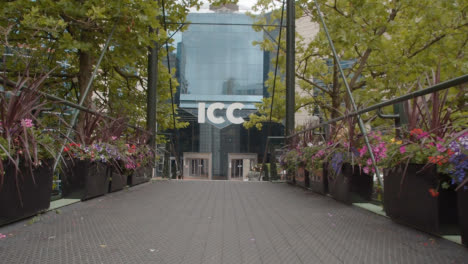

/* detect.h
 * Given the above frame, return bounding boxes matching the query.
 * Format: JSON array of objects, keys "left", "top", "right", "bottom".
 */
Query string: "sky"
[{"left": 190, "top": 0, "right": 260, "bottom": 13}]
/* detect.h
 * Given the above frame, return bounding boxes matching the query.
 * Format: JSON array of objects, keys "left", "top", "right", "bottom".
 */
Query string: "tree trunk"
[{"left": 76, "top": 46, "right": 95, "bottom": 144}]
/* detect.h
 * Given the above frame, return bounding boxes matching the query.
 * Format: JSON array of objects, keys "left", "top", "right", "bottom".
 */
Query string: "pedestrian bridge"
[{"left": 0, "top": 181, "right": 466, "bottom": 263}]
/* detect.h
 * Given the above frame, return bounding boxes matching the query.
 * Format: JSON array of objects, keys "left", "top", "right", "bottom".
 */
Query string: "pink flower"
[
  {"left": 417, "top": 132, "right": 429, "bottom": 139},
  {"left": 399, "top": 146, "right": 406, "bottom": 154},
  {"left": 111, "top": 136, "right": 117, "bottom": 141},
  {"left": 359, "top": 146, "right": 367, "bottom": 157},
  {"left": 21, "top": 118, "right": 33, "bottom": 128},
  {"left": 363, "top": 167, "right": 370, "bottom": 174},
  {"left": 436, "top": 143, "right": 446, "bottom": 152}
]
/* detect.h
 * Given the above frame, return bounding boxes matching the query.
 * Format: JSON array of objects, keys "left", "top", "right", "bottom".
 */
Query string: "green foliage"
[
  {"left": 0, "top": 0, "right": 199, "bottom": 139},
  {"left": 246, "top": 0, "right": 467, "bottom": 131}
]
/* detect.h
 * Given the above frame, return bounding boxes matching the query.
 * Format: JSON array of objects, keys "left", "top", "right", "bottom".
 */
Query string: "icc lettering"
[{"left": 198, "top": 102, "right": 245, "bottom": 124}]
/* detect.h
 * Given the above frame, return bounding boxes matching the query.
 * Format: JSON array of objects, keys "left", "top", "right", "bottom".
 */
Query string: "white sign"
[{"left": 198, "top": 102, "right": 245, "bottom": 124}]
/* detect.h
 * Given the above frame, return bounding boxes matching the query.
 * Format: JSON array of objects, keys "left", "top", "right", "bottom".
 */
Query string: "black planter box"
[
  {"left": 295, "top": 166, "right": 309, "bottom": 188},
  {"left": 384, "top": 164, "right": 458, "bottom": 234},
  {"left": 129, "top": 166, "right": 151, "bottom": 186},
  {"left": 309, "top": 163, "right": 328, "bottom": 195},
  {"left": 109, "top": 166, "right": 127, "bottom": 192},
  {"left": 457, "top": 189, "right": 468, "bottom": 246},
  {"left": 62, "top": 160, "right": 109, "bottom": 201},
  {"left": 0, "top": 161, "right": 53, "bottom": 221},
  {"left": 327, "top": 163, "right": 373, "bottom": 204}
]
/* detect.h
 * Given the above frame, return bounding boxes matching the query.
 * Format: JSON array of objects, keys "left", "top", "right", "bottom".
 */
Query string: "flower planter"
[
  {"left": 295, "top": 166, "right": 309, "bottom": 188},
  {"left": 62, "top": 160, "right": 109, "bottom": 201},
  {"left": 129, "top": 165, "right": 152, "bottom": 186},
  {"left": 327, "top": 163, "right": 373, "bottom": 204},
  {"left": 309, "top": 163, "right": 328, "bottom": 195},
  {"left": 0, "top": 161, "right": 53, "bottom": 221},
  {"left": 383, "top": 164, "right": 458, "bottom": 234},
  {"left": 457, "top": 189, "right": 468, "bottom": 246},
  {"left": 109, "top": 166, "right": 127, "bottom": 193}
]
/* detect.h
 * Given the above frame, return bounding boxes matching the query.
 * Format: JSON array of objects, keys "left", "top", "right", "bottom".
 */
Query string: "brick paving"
[{"left": 0, "top": 180, "right": 467, "bottom": 264}]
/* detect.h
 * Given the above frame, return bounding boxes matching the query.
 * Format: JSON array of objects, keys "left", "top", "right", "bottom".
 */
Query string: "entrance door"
[
  {"left": 227, "top": 153, "right": 258, "bottom": 181},
  {"left": 183, "top": 152, "right": 212, "bottom": 180},
  {"left": 189, "top": 158, "right": 209, "bottom": 178},
  {"left": 231, "top": 159, "right": 243, "bottom": 180}
]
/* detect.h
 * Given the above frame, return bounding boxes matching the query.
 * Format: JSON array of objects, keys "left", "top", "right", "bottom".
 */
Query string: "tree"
[
  {"left": 0, "top": 0, "right": 204, "bottom": 141},
  {"left": 246, "top": 0, "right": 467, "bottom": 134}
]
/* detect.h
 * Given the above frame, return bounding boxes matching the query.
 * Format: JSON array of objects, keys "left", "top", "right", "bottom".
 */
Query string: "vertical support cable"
[
  {"left": 285, "top": 0, "right": 296, "bottom": 136},
  {"left": 261, "top": 0, "right": 286, "bottom": 179},
  {"left": 161, "top": 0, "right": 181, "bottom": 177},
  {"left": 147, "top": 30, "right": 158, "bottom": 150},
  {"left": 53, "top": 22, "right": 118, "bottom": 172},
  {"left": 313, "top": 0, "right": 382, "bottom": 186}
]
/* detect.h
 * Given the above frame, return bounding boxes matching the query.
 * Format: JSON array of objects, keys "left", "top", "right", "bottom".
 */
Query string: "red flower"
[
  {"left": 410, "top": 128, "right": 423, "bottom": 136},
  {"left": 131, "top": 145, "right": 136, "bottom": 149},
  {"left": 428, "top": 155, "right": 447, "bottom": 166},
  {"left": 446, "top": 149, "right": 455, "bottom": 156},
  {"left": 428, "top": 188, "right": 439, "bottom": 197},
  {"left": 64, "top": 147, "right": 70, "bottom": 152}
]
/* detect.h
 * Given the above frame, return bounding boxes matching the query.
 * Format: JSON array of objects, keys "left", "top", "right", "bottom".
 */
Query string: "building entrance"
[
  {"left": 183, "top": 152, "right": 212, "bottom": 180},
  {"left": 227, "top": 153, "right": 257, "bottom": 181},
  {"left": 189, "top": 158, "right": 209, "bottom": 177},
  {"left": 230, "top": 159, "right": 244, "bottom": 180}
]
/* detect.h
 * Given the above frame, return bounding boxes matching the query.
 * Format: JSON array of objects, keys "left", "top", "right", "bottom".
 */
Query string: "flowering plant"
[
  {"left": 356, "top": 131, "right": 388, "bottom": 174},
  {"left": 63, "top": 141, "right": 123, "bottom": 164},
  {"left": 382, "top": 128, "right": 468, "bottom": 191},
  {"left": 280, "top": 147, "right": 301, "bottom": 171},
  {"left": 0, "top": 70, "right": 57, "bottom": 187},
  {"left": 326, "top": 139, "right": 360, "bottom": 176},
  {"left": 445, "top": 133, "right": 468, "bottom": 190},
  {"left": 303, "top": 144, "right": 328, "bottom": 171},
  {"left": 116, "top": 141, "right": 154, "bottom": 171}
]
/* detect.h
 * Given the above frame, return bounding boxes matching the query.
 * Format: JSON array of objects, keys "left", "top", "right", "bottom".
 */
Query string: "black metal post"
[
  {"left": 285, "top": 0, "right": 295, "bottom": 136},
  {"left": 147, "top": 29, "right": 158, "bottom": 150}
]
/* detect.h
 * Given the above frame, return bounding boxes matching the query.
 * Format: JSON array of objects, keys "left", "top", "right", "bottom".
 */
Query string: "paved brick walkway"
[{"left": 0, "top": 181, "right": 467, "bottom": 263}]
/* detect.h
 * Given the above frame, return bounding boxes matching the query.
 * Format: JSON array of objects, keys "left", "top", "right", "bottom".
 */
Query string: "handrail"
[{"left": 287, "top": 74, "right": 468, "bottom": 139}]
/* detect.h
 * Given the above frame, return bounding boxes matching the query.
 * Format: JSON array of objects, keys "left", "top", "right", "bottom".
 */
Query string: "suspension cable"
[
  {"left": 161, "top": 0, "right": 181, "bottom": 176},
  {"left": 260, "top": 0, "right": 286, "bottom": 179}
]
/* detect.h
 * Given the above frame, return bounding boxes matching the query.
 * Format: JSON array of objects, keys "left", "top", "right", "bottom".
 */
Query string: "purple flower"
[{"left": 449, "top": 153, "right": 467, "bottom": 185}]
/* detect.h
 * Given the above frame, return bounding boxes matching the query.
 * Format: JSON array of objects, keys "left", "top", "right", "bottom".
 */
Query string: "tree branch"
[
  {"left": 295, "top": 72, "right": 330, "bottom": 95},
  {"left": 407, "top": 34, "right": 447, "bottom": 58}
]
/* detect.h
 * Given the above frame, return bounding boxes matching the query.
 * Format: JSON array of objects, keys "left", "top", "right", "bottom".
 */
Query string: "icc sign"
[{"left": 198, "top": 102, "right": 245, "bottom": 124}]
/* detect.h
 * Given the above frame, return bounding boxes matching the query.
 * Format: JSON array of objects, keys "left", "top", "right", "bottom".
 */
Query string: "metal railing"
[{"left": 260, "top": 0, "right": 468, "bottom": 184}]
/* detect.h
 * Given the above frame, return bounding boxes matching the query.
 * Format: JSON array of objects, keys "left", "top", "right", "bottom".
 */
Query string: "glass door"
[
  {"left": 189, "top": 158, "right": 209, "bottom": 178},
  {"left": 231, "top": 159, "right": 243, "bottom": 179}
]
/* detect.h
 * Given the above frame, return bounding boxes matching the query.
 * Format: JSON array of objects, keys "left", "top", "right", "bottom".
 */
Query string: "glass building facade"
[{"left": 171, "top": 8, "right": 284, "bottom": 179}]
